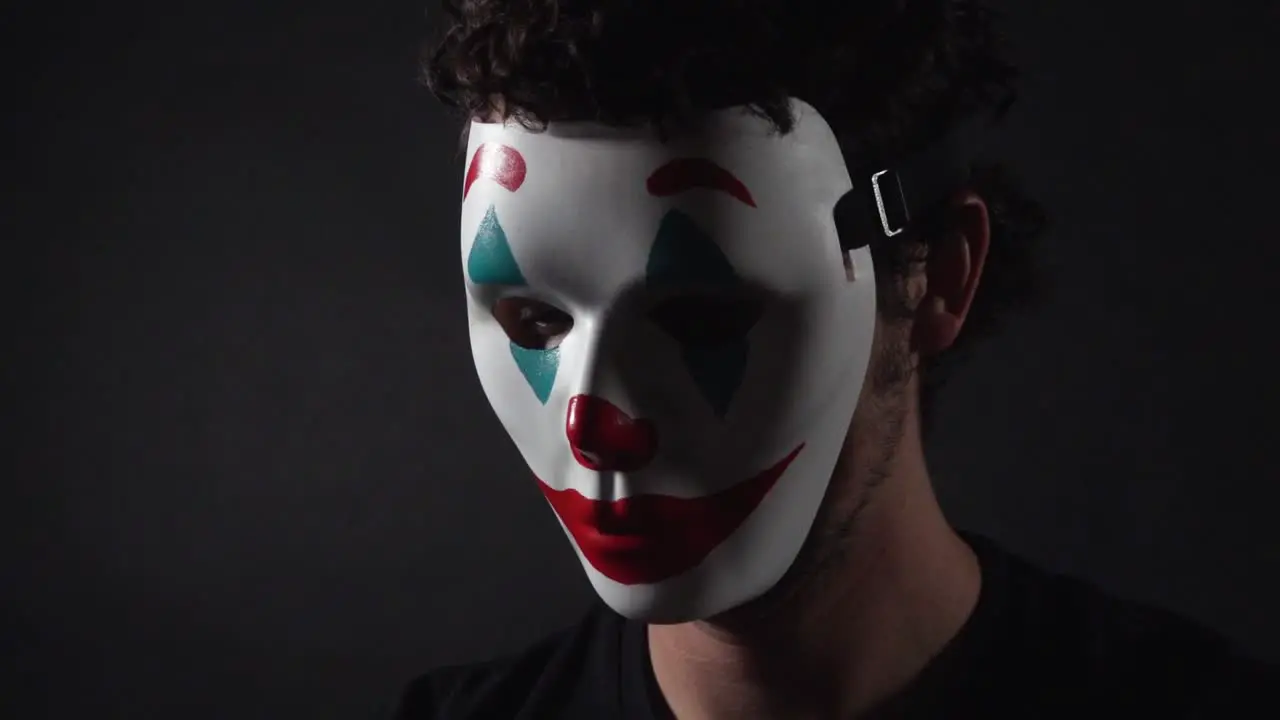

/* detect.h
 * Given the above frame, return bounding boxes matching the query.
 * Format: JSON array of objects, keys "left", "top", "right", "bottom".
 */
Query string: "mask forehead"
[{"left": 460, "top": 103, "right": 855, "bottom": 307}]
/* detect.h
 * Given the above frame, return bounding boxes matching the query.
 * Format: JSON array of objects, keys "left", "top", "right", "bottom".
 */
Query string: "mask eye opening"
[{"left": 492, "top": 296, "right": 574, "bottom": 350}]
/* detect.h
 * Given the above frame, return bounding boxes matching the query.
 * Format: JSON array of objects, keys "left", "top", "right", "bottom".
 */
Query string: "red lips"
[{"left": 542, "top": 395, "right": 805, "bottom": 585}]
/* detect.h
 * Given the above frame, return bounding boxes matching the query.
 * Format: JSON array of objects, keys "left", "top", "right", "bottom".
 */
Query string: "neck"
[{"left": 646, "top": 417, "right": 981, "bottom": 720}]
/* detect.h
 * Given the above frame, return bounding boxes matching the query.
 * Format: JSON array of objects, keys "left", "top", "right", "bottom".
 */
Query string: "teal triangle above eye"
[
  {"left": 467, "top": 205, "right": 526, "bottom": 286},
  {"left": 645, "top": 209, "right": 739, "bottom": 289}
]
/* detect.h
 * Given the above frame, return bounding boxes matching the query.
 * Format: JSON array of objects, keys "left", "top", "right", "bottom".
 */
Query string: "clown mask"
[{"left": 458, "top": 100, "right": 878, "bottom": 623}]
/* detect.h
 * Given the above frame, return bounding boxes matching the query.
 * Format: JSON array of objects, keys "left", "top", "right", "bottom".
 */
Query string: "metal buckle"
[{"left": 871, "top": 169, "right": 909, "bottom": 237}]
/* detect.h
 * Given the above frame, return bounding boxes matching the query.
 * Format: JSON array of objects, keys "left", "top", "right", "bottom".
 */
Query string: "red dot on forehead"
[{"left": 463, "top": 143, "right": 528, "bottom": 199}]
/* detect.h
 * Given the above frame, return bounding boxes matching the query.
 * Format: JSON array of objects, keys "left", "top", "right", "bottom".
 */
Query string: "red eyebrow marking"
[
  {"left": 646, "top": 157, "right": 756, "bottom": 208},
  {"left": 463, "top": 143, "right": 528, "bottom": 199}
]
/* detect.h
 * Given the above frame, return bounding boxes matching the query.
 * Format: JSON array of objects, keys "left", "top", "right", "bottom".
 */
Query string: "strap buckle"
[{"left": 870, "top": 169, "right": 909, "bottom": 238}]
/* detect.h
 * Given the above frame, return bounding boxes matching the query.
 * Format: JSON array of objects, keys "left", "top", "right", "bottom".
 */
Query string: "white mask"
[{"left": 459, "top": 100, "right": 877, "bottom": 622}]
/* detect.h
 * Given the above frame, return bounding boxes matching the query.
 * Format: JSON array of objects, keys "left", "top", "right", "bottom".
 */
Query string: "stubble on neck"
[{"left": 648, "top": 326, "right": 982, "bottom": 720}]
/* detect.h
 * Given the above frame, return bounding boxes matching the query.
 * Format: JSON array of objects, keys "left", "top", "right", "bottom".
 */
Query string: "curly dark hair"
[{"left": 422, "top": 0, "right": 1048, "bottom": 433}]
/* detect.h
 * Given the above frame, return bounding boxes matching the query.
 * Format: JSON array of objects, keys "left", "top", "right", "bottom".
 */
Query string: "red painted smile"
[{"left": 536, "top": 446, "right": 804, "bottom": 585}]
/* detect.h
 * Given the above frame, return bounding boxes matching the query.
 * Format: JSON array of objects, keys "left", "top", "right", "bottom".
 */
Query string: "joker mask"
[{"left": 459, "top": 100, "right": 878, "bottom": 623}]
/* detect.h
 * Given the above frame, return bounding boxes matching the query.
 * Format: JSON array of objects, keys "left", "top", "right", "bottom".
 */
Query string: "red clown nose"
[{"left": 565, "top": 395, "right": 658, "bottom": 473}]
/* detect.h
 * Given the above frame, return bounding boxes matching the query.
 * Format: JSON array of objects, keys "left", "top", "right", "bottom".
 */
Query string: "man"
[{"left": 397, "top": 0, "right": 1275, "bottom": 717}]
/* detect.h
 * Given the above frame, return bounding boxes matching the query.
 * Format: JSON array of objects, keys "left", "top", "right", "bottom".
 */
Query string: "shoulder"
[
  {"left": 391, "top": 605, "right": 627, "bottom": 720},
  {"left": 985, "top": 540, "right": 1278, "bottom": 715}
]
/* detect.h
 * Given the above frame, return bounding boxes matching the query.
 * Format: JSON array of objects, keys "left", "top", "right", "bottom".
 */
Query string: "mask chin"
[{"left": 567, "top": 370, "right": 866, "bottom": 623}]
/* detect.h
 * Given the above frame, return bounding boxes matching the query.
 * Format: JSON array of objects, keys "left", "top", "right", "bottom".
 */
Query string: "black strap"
[{"left": 833, "top": 93, "right": 1015, "bottom": 252}]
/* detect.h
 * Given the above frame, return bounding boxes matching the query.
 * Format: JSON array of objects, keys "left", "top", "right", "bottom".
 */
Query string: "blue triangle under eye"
[
  {"left": 682, "top": 341, "right": 747, "bottom": 418},
  {"left": 510, "top": 343, "right": 559, "bottom": 404},
  {"left": 645, "top": 209, "right": 749, "bottom": 418},
  {"left": 645, "top": 209, "right": 739, "bottom": 289},
  {"left": 467, "top": 205, "right": 526, "bottom": 286}
]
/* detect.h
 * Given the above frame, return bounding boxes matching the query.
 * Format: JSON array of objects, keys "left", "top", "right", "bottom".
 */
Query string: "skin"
[{"left": 646, "top": 193, "right": 993, "bottom": 719}]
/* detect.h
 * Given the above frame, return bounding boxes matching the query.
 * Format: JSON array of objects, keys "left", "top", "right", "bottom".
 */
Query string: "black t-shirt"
[{"left": 394, "top": 535, "right": 1276, "bottom": 719}]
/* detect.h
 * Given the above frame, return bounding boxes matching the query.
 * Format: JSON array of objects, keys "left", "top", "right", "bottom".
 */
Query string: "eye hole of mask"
[
  {"left": 648, "top": 291, "right": 764, "bottom": 346},
  {"left": 492, "top": 297, "right": 574, "bottom": 350}
]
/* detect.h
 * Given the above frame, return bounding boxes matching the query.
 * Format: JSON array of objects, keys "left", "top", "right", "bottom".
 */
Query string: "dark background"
[{"left": 6, "top": 0, "right": 1279, "bottom": 717}]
